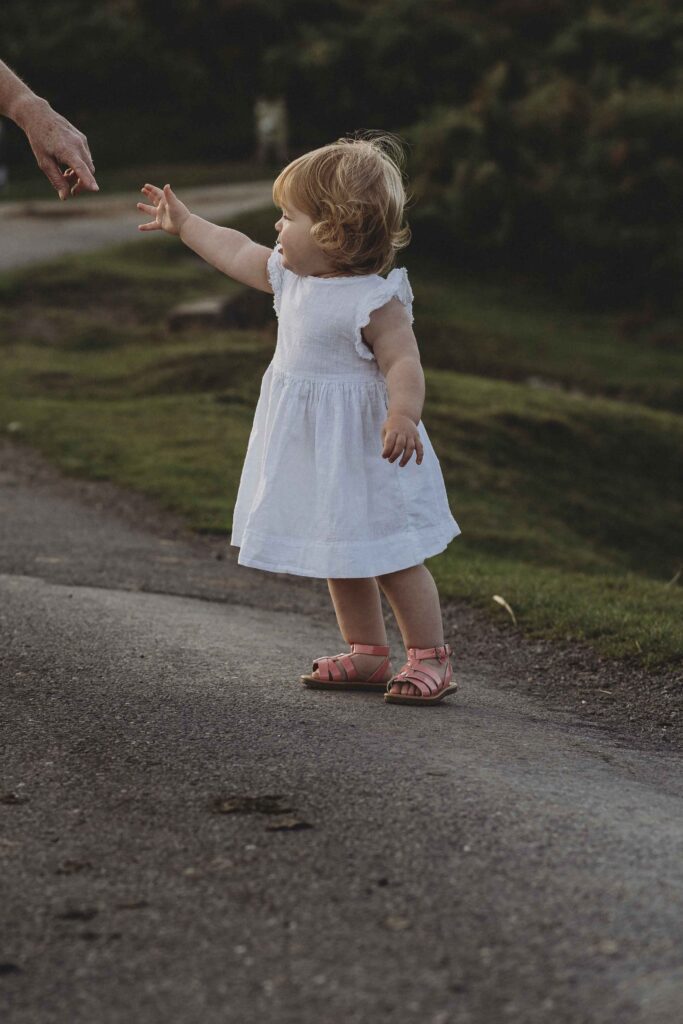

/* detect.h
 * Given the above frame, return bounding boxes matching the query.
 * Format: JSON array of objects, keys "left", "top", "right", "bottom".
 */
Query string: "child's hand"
[
  {"left": 381, "top": 414, "right": 424, "bottom": 467},
  {"left": 137, "top": 183, "right": 190, "bottom": 236}
]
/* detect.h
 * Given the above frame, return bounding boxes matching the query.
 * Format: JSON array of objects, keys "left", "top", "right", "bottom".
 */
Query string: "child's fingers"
[
  {"left": 142, "top": 183, "right": 163, "bottom": 200},
  {"left": 137, "top": 221, "right": 161, "bottom": 232},
  {"left": 136, "top": 202, "right": 157, "bottom": 215},
  {"left": 381, "top": 430, "right": 397, "bottom": 457},
  {"left": 399, "top": 440, "right": 417, "bottom": 467},
  {"left": 382, "top": 433, "right": 424, "bottom": 467},
  {"left": 384, "top": 433, "right": 407, "bottom": 462},
  {"left": 397, "top": 438, "right": 413, "bottom": 466}
]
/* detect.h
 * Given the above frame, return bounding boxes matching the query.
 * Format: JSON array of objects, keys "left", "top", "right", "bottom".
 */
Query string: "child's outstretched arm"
[{"left": 137, "top": 183, "right": 272, "bottom": 293}]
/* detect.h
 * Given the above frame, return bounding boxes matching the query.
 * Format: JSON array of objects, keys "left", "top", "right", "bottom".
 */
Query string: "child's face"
[{"left": 274, "top": 202, "right": 336, "bottom": 277}]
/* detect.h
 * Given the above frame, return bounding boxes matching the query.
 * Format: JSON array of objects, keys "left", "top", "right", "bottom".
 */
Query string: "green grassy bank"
[{"left": 0, "top": 207, "right": 681, "bottom": 670}]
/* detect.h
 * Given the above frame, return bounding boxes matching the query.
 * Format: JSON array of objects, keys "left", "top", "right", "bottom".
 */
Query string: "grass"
[
  {"left": 0, "top": 208, "right": 681, "bottom": 670},
  {"left": 413, "top": 260, "right": 683, "bottom": 414}
]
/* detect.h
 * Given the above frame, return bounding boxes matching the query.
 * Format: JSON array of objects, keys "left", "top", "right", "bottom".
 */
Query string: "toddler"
[{"left": 137, "top": 133, "right": 461, "bottom": 705}]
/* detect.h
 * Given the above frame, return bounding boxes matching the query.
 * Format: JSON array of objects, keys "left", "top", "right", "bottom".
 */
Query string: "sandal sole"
[
  {"left": 300, "top": 675, "right": 390, "bottom": 692},
  {"left": 384, "top": 683, "right": 458, "bottom": 705}
]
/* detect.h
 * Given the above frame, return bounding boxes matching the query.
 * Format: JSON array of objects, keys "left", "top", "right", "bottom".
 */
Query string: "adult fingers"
[
  {"left": 56, "top": 127, "right": 96, "bottom": 176},
  {"left": 38, "top": 155, "right": 71, "bottom": 200},
  {"left": 64, "top": 157, "right": 98, "bottom": 192},
  {"left": 65, "top": 172, "right": 89, "bottom": 197},
  {"left": 76, "top": 134, "right": 96, "bottom": 176},
  {"left": 72, "top": 179, "right": 95, "bottom": 196}
]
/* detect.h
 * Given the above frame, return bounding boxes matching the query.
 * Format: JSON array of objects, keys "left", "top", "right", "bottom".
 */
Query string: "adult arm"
[{"left": 0, "top": 59, "right": 98, "bottom": 199}]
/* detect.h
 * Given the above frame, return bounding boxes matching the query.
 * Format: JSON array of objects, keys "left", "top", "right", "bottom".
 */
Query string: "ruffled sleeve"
[
  {"left": 267, "top": 244, "right": 285, "bottom": 317},
  {"left": 354, "top": 267, "right": 415, "bottom": 361}
]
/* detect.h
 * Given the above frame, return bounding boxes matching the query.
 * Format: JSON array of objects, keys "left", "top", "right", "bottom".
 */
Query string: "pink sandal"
[
  {"left": 384, "top": 642, "right": 457, "bottom": 705},
  {"left": 300, "top": 642, "right": 393, "bottom": 692}
]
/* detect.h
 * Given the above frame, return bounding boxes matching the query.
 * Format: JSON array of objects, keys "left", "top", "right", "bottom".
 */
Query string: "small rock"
[
  {"left": 167, "top": 289, "right": 274, "bottom": 332},
  {"left": 167, "top": 298, "right": 226, "bottom": 332}
]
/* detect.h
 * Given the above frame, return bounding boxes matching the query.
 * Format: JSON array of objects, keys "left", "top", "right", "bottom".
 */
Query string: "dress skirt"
[{"left": 230, "top": 362, "right": 461, "bottom": 578}]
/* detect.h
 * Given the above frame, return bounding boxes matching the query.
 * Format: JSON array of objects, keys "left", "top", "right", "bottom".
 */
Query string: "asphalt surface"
[{"left": 1, "top": 444, "right": 683, "bottom": 1024}]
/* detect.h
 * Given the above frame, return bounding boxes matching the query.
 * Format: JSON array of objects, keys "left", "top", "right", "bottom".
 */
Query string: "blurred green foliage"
[
  {"left": 404, "top": 3, "right": 683, "bottom": 311},
  {"left": 2, "top": 0, "right": 682, "bottom": 310}
]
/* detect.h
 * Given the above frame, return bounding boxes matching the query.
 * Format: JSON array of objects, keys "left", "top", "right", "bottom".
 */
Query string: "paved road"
[
  {"left": 1, "top": 445, "right": 683, "bottom": 1024},
  {"left": 0, "top": 182, "right": 273, "bottom": 270}
]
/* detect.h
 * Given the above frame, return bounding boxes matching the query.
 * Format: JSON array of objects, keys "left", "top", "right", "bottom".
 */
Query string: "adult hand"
[{"left": 14, "top": 95, "right": 98, "bottom": 200}]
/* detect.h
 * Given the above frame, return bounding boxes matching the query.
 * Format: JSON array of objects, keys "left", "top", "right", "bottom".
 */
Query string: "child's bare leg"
[
  {"left": 309, "top": 577, "right": 390, "bottom": 680},
  {"left": 377, "top": 564, "right": 449, "bottom": 696}
]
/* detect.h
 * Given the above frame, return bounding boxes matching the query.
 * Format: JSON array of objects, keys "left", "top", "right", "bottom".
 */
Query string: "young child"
[{"left": 137, "top": 133, "right": 461, "bottom": 706}]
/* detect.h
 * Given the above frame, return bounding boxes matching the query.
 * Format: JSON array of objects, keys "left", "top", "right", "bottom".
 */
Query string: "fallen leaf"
[
  {"left": 209, "top": 794, "right": 293, "bottom": 815},
  {"left": 264, "top": 816, "right": 313, "bottom": 832},
  {"left": 492, "top": 594, "right": 517, "bottom": 625}
]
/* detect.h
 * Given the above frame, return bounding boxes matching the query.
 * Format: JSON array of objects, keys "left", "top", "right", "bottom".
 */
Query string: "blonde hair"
[{"left": 272, "top": 132, "right": 411, "bottom": 276}]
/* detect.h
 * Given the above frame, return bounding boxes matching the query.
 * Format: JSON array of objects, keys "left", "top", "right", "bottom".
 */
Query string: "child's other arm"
[
  {"left": 137, "top": 182, "right": 272, "bottom": 293},
  {"left": 362, "top": 298, "right": 425, "bottom": 467}
]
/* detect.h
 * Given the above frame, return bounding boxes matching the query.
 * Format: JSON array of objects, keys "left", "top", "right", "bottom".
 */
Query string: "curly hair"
[{"left": 272, "top": 132, "right": 412, "bottom": 276}]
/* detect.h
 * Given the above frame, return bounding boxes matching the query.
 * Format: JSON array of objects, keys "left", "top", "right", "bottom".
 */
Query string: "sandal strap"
[
  {"left": 407, "top": 643, "right": 451, "bottom": 663},
  {"left": 312, "top": 647, "right": 391, "bottom": 683},
  {"left": 350, "top": 642, "right": 391, "bottom": 656},
  {"left": 311, "top": 655, "right": 345, "bottom": 681},
  {"left": 340, "top": 649, "right": 391, "bottom": 682},
  {"left": 392, "top": 663, "right": 445, "bottom": 697},
  {"left": 387, "top": 644, "right": 454, "bottom": 697}
]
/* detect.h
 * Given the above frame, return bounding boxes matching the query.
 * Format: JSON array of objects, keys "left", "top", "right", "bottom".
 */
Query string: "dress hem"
[{"left": 230, "top": 523, "right": 461, "bottom": 579}]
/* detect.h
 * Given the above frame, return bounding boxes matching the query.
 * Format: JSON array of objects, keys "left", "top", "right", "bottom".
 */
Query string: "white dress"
[{"left": 229, "top": 244, "right": 461, "bottom": 578}]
